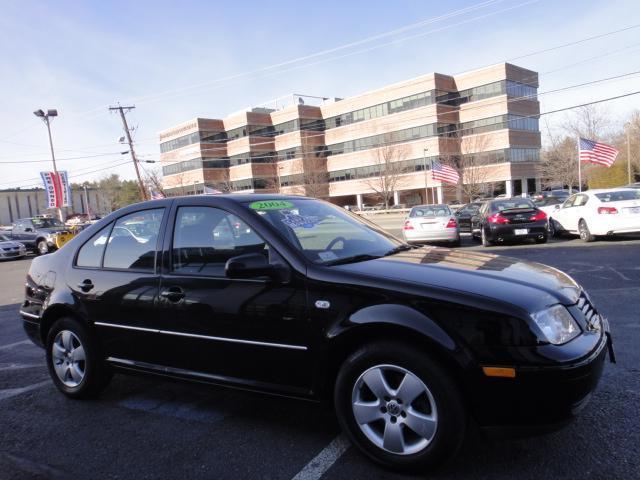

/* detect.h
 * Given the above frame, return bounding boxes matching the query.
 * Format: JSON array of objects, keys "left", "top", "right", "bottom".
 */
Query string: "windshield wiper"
[
  {"left": 323, "top": 254, "right": 382, "bottom": 266},
  {"left": 382, "top": 244, "right": 414, "bottom": 256}
]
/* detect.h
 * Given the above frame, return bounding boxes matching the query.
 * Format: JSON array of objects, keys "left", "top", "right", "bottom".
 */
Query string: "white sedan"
[
  {"left": 547, "top": 188, "right": 640, "bottom": 241},
  {"left": 0, "top": 234, "right": 27, "bottom": 260}
]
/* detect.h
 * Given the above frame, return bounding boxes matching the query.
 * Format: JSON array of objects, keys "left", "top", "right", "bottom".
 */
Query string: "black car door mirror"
[{"left": 225, "top": 253, "right": 274, "bottom": 279}]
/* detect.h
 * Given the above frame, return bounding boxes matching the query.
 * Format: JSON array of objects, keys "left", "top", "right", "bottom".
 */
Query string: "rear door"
[
  {"left": 66, "top": 207, "right": 168, "bottom": 365},
  {"left": 553, "top": 195, "right": 578, "bottom": 231}
]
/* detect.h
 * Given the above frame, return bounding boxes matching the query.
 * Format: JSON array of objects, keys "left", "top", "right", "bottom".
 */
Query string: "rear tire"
[
  {"left": 45, "top": 317, "right": 112, "bottom": 399},
  {"left": 578, "top": 219, "right": 595, "bottom": 243},
  {"left": 547, "top": 219, "right": 557, "bottom": 237},
  {"left": 334, "top": 342, "right": 466, "bottom": 472}
]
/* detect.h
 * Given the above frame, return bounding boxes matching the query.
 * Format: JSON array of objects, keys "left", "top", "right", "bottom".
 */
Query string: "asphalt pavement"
[{"left": 1, "top": 240, "right": 639, "bottom": 479}]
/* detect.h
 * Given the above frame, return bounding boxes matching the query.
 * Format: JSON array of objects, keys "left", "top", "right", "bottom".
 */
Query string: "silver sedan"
[
  {"left": 0, "top": 234, "right": 27, "bottom": 260},
  {"left": 402, "top": 204, "right": 460, "bottom": 246}
]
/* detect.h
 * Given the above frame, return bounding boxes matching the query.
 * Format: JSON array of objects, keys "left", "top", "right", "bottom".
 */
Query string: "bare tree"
[
  {"left": 564, "top": 104, "right": 612, "bottom": 141},
  {"left": 142, "top": 168, "right": 165, "bottom": 196},
  {"left": 540, "top": 136, "right": 579, "bottom": 191},
  {"left": 297, "top": 133, "right": 328, "bottom": 199},
  {"left": 363, "top": 135, "right": 409, "bottom": 208},
  {"left": 450, "top": 134, "right": 491, "bottom": 201}
]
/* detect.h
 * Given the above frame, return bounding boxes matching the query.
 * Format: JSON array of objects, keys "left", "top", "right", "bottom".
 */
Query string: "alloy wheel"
[
  {"left": 51, "top": 330, "right": 86, "bottom": 387},
  {"left": 351, "top": 364, "right": 438, "bottom": 455}
]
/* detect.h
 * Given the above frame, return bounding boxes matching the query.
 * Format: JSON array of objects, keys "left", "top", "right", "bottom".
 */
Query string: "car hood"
[
  {"left": 334, "top": 247, "right": 581, "bottom": 311},
  {"left": 38, "top": 227, "right": 69, "bottom": 234},
  {"left": 0, "top": 240, "right": 22, "bottom": 248}
]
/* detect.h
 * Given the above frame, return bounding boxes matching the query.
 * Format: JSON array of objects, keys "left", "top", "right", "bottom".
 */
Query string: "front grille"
[{"left": 577, "top": 292, "right": 601, "bottom": 332}]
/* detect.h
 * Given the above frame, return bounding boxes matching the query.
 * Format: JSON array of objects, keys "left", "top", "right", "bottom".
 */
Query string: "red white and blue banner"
[{"left": 40, "top": 171, "right": 72, "bottom": 208}]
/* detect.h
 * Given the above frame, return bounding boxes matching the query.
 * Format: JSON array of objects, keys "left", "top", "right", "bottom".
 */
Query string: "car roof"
[
  {"left": 580, "top": 188, "right": 636, "bottom": 195},
  {"left": 411, "top": 204, "right": 449, "bottom": 209}
]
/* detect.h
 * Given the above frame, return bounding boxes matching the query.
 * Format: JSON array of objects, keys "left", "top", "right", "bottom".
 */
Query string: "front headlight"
[{"left": 531, "top": 305, "right": 581, "bottom": 345}]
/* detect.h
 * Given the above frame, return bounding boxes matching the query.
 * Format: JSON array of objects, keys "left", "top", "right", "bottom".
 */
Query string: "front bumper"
[{"left": 470, "top": 331, "right": 610, "bottom": 431}]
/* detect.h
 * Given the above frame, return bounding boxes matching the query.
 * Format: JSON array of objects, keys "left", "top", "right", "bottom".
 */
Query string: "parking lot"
[{"left": 1, "top": 237, "right": 639, "bottom": 479}]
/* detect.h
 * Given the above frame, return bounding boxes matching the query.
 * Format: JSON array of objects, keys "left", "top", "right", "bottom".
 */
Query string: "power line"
[{"left": 0, "top": 152, "right": 126, "bottom": 164}]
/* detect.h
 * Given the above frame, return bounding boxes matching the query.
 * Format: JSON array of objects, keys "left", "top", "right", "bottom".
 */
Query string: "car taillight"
[
  {"left": 403, "top": 220, "right": 414, "bottom": 230},
  {"left": 446, "top": 218, "right": 457, "bottom": 228},
  {"left": 530, "top": 210, "right": 547, "bottom": 221},
  {"left": 598, "top": 206, "right": 618, "bottom": 214},
  {"left": 487, "top": 213, "right": 510, "bottom": 224}
]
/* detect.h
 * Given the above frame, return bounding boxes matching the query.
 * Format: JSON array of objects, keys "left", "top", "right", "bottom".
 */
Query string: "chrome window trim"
[{"left": 94, "top": 321, "right": 308, "bottom": 351}]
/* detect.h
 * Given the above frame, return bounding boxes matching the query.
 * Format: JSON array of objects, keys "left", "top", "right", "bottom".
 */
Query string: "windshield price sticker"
[{"left": 249, "top": 200, "right": 294, "bottom": 210}]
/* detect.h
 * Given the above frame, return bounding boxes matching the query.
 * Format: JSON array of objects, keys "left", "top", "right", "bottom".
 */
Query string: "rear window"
[
  {"left": 491, "top": 199, "right": 535, "bottom": 211},
  {"left": 595, "top": 190, "right": 640, "bottom": 202},
  {"left": 410, "top": 205, "right": 451, "bottom": 217},
  {"left": 534, "top": 197, "right": 563, "bottom": 207}
]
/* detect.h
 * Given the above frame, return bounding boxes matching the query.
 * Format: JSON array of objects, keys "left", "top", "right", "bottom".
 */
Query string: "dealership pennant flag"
[
  {"left": 579, "top": 138, "right": 619, "bottom": 167},
  {"left": 40, "top": 171, "right": 72, "bottom": 208},
  {"left": 431, "top": 160, "right": 460, "bottom": 185}
]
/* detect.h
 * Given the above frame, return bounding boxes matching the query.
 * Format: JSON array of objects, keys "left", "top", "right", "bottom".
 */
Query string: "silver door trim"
[{"left": 94, "top": 321, "right": 308, "bottom": 351}]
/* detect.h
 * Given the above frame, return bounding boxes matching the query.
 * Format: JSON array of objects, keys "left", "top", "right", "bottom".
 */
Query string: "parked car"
[
  {"left": 547, "top": 188, "right": 640, "bottom": 241},
  {"left": 471, "top": 198, "right": 548, "bottom": 246},
  {"left": 20, "top": 195, "right": 613, "bottom": 471},
  {"left": 530, "top": 190, "right": 571, "bottom": 202},
  {"left": 624, "top": 182, "right": 640, "bottom": 189},
  {"left": 7, "top": 217, "right": 74, "bottom": 254},
  {"left": 534, "top": 196, "right": 566, "bottom": 232},
  {"left": 0, "top": 233, "right": 27, "bottom": 260},
  {"left": 454, "top": 202, "right": 482, "bottom": 233},
  {"left": 402, "top": 204, "right": 460, "bottom": 246}
]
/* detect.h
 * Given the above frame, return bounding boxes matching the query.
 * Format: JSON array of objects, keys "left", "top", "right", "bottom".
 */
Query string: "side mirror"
[
  {"left": 225, "top": 253, "right": 274, "bottom": 279},
  {"left": 25, "top": 227, "right": 33, "bottom": 232},
  {"left": 554, "top": 205, "right": 561, "bottom": 210}
]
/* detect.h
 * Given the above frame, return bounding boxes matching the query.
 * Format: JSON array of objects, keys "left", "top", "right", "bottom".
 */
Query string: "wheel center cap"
[{"left": 387, "top": 401, "right": 401, "bottom": 416}]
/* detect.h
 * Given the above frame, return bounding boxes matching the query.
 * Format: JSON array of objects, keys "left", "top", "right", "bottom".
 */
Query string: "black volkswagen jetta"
[{"left": 20, "top": 195, "right": 613, "bottom": 471}]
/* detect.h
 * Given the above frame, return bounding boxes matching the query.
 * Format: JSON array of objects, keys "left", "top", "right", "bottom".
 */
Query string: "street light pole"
[
  {"left": 34, "top": 108, "right": 63, "bottom": 222},
  {"left": 626, "top": 123, "right": 632, "bottom": 185},
  {"left": 422, "top": 148, "right": 429, "bottom": 204}
]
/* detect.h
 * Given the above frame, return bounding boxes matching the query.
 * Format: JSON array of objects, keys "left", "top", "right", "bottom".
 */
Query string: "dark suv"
[
  {"left": 8, "top": 217, "right": 73, "bottom": 254},
  {"left": 20, "top": 195, "right": 612, "bottom": 471}
]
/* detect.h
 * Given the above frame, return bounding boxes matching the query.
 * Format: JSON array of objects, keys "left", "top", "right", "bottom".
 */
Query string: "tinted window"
[
  {"left": 76, "top": 223, "right": 113, "bottom": 268},
  {"left": 491, "top": 199, "right": 535, "bottom": 211},
  {"left": 562, "top": 195, "right": 577, "bottom": 208},
  {"left": 103, "top": 209, "right": 164, "bottom": 270},
  {"left": 172, "top": 206, "right": 266, "bottom": 276},
  {"left": 32, "top": 218, "right": 64, "bottom": 228},
  {"left": 595, "top": 190, "right": 640, "bottom": 202},
  {"left": 410, "top": 205, "right": 451, "bottom": 217}
]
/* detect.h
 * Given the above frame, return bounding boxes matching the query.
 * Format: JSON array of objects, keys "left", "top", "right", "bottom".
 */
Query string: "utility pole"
[
  {"left": 626, "top": 123, "right": 632, "bottom": 185},
  {"left": 109, "top": 105, "right": 147, "bottom": 201}
]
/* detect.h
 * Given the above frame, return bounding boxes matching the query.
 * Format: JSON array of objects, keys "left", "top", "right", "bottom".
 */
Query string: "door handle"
[
  {"left": 160, "top": 287, "right": 185, "bottom": 302},
  {"left": 77, "top": 280, "right": 94, "bottom": 292}
]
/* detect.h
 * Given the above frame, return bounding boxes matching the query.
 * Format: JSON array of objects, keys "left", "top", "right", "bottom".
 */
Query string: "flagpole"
[
  {"left": 577, "top": 138, "right": 582, "bottom": 193},
  {"left": 430, "top": 156, "right": 436, "bottom": 204}
]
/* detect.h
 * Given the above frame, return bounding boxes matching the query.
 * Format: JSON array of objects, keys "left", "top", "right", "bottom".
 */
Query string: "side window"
[
  {"left": 76, "top": 223, "right": 113, "bottom": 268},
  {"left": 172, "top": 206, "right": 266, "bottom": 276},
  {"left": 103, "top": 209, "right": 164, "bottom": 271},
  {"left": 562, "top": 195, "right": 576, "bottom": 208},
  {"left": 575, "top": 195, "right": 589, "bottom": 207}
]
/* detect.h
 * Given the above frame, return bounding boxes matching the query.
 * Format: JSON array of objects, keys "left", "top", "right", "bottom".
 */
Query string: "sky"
[{"left": 0, "top": 0, "right": 639, "bottom": 190}]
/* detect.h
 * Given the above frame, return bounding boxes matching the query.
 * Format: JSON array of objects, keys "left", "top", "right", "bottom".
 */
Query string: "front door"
[
  {"left": 66, "top": 207, "right": 168, "bottom": 365},
  {"left": 156, "top": 204, "right": 311, "bottom": 394}
]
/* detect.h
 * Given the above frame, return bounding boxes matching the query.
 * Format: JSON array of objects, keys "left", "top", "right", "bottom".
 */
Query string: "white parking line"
[
  {"left": 0, "top": 363, "right": 45, "bottom": 371},
  {"left": 291, "top": 434, "right": 350, "bottom": 480},
  {"left": 0, "top": 339, "right": 30, "bottom": 351},
  {"left": 0, "top": 380, "right": 50, "bottom": 401}
]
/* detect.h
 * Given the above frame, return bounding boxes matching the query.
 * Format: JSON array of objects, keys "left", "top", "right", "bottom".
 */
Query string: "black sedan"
[
  {"left": 454, "top": 202, "right": 482, "bottom": 233},
  {"left": 20, "top": 195, "right": 613, "bottom": 472},
  {"left": 471, "top": 197, "right": 549, "bottom": 246}
]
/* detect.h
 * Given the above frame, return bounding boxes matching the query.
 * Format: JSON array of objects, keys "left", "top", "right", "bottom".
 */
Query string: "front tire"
[
  {"left": 578, "top": 219, "right": 595, "bottom": 242},
  {"left": 37, "top": 239, "right": 49, "bottom": 255},
  {"left": 45, "top": 317, "right": 112, "bottom": 399},
  {"left": 334, "top": 342, "right": 466, "bottom": 472},
  {"left": 481, "top": 227, "right": 493, "bottom": 247}
]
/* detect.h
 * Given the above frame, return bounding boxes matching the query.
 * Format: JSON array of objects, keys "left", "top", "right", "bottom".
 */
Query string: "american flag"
[
  {"left": 431, "top": 160, "right": 460, "bottom": 185},
  {"left": 579, "top": 138, "right": 619, "bottom": 167},
  {"left": 149, "top": 190, "right": 165, "bottom": 200}
]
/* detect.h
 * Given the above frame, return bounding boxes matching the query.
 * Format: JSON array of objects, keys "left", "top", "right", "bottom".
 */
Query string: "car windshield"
[
  {"left": 595, "top": 190, "right": 640, "bottom": 202},
  {"left": 492, "top": 199, "right": 535, "bottom": 211},
  {"left": 31, "top": 218, "right": 64, "bottom": 228},
  {"left": 246, "top": 199, "right": 402, "bottom": 265},
  {"left": 409, "top": 205, "right": 451, "bottom": 217}
]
